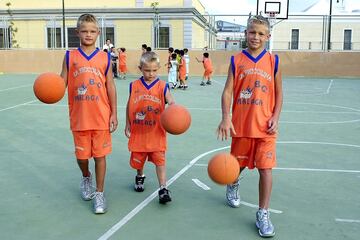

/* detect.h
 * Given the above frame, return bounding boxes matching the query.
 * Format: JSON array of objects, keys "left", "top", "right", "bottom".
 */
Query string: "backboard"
[{"left": 256, "top": 0, "right": 289, "bottom": 19}]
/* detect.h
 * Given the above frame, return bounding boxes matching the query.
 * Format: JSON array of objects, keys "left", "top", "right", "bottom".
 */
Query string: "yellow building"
[{"left": 0, "top": 0, "right": 216, "bottom": 50}]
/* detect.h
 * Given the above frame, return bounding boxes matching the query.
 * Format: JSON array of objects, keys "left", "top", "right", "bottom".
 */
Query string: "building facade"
[{"left": 0, "top": 0, "right": 217, "bottom": 50}]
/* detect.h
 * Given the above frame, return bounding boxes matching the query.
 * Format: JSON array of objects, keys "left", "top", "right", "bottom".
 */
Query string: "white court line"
[
  {"left": 335, "top": 218, "right": 360, "bottom": 223},
  {"left": 275, "top": 167, "right": 360, "bottom": 173},
  {"left": 326, "top": 79, "right": 334, "bottom": 94},
  {"left": 241, "top": 201, "right": 282, "bottom": 214},
  {"left": 97, "top": 146, "right": 229, "bottom": 240},
  {"left": 0, "top": 84, "right": 32, "bottom": 92},
  {"left": 192, "top": 178, "right": 211, "bottom": 190},
  {"left": 0, "top": 100, "right": 38, "bottom": 112},
  {"left": 286, "top": 102, "right": 360, "bottom": 113}
]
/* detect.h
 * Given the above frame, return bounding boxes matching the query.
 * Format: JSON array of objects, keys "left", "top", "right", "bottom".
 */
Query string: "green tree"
[{"left": 6, "top": 2, "right": 19, "bottom": 48}]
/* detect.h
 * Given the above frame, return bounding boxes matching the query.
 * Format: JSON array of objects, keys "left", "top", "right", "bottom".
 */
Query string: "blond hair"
[
  {"left": 77, "top": 14, "right": 99, "bottom": 28},
  {"left": 247, "top": 15, "right": 270, "bottom": 32},
  {"left": 139, "top": 51, "right": 160, "bottom": 67}
]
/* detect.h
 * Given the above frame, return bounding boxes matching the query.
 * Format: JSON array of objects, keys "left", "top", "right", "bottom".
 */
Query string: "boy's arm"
[
  {"left": 217, "top": 64, "right": 236, "bottom": 140},
  {"left": 267, "top": 59, "right": 283, "bottom": 134},
  {"left": 105, "top": 70, "right": 118, "bottom": 133},
  {"left": 125, "top": 96, "right": 131, "bottom": 138},
  {"left": 165, "top": 85, "right": 175, "bottom": 105},
  {"left": 60, "top": 55, "right": 68, "bottom": 86}
]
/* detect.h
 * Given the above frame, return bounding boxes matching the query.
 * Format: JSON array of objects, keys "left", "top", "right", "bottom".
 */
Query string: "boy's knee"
[{"left": 258, "top": 168, "right": 272, "bottom": 175}]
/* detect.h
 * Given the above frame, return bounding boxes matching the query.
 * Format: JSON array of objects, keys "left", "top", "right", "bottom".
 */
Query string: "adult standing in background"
[{"left": 103, "top": 39, "right": 114, "bottom": 51}]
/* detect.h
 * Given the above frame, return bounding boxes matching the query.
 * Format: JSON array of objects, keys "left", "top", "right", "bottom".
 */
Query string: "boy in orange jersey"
[
  {"left": 60, "top": 14, "right": 118, "bottom": 214},
  {"left": 124, "top": 51, "right": 175, "bottom": 204},
  {"left": 178, "top": 49, "right": 188, "bottom": 89},
  {"left": 196, "top": 52, "right": 213, "bottom": 86},
  {"left": 118, "top": 47, "right": 127, "bottom": 80},
  {"left": 217, "top": 15, "right": 283, "bottom": 238}
]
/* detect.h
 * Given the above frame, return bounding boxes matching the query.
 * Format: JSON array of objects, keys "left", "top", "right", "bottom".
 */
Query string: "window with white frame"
[
  {"left": 159, "top": 26, "right": 170, "bottom": 48},
  {"left": 47, "top": 27, "right": 62, "bottom": 49},
  {"left": 343, "top": 29, "right": 352, "bottom": 50},
  {"left": 291, "top": 29, "right": 299, "bottom": 50},
  {"left": 0, "top": 27, "right": 11, "bottom": 48},
  {"left": 67, "top": 27, "right": 79, "bottom": 48}
]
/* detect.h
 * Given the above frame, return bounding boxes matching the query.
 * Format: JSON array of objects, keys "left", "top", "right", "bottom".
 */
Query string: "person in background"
[{"left": 118, "top": 47, "right": 127, "bottom": 80}]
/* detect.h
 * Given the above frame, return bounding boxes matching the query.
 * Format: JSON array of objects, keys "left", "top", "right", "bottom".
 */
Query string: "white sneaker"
[
  {"left": 92, "top": 192, "right": 107, "bottom": 214},
  {"left": 80, "top": 173, "right": 94, "bottom": 201},
  {"left": 226, "top": 179, "right": 240, "bottom": 208},
  {"left": 256, "top": 208, "right": 275, "bottom": 237}
]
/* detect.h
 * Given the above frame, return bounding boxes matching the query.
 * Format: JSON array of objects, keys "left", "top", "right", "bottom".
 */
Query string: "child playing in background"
[
  {"left": 125, "top": 51, "right": 175, "bottom": 204},
  {"left": 183, "top": 48, "right": 190, "bottom": 80},
  {"left": 118, "top": 47, "right": 127, "bottom": 80},
  {"left": 110, "top": 47, "right": 118, "bottom": 78},
  {"left": 178, "top": 49, "right": 188, "bottom": 89},
  {"left": 168, "top": 53, "right": 178, "bottom": 89},
  {"left": 141, "top": 44, "right": 147, "bottom": 53},
  {"left": 217, "top": 15, "right": 283, "bottom": 237},
  {"left": 196, "top": 52, "right": 213, "bottom": 86},
  {"left": 167, "top": 47, "right": 174, "bottom": 73},
  {"left": 60, "top": 13, "right": 118, "bottom": 214}
]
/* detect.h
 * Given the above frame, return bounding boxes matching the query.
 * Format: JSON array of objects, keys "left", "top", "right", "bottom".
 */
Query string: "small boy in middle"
[{"left": 125, "top": 51, "right": 175, "bottom": 204}]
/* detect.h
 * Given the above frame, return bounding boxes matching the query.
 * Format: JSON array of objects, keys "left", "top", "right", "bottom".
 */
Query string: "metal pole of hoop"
[{"left": 267, "top": 12, "right": 277, "bottom": 53}]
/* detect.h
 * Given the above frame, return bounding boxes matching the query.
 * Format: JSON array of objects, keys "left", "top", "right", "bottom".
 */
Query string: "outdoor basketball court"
[{"left": 0, "top": 73, "right": 359, "bottom": 239}]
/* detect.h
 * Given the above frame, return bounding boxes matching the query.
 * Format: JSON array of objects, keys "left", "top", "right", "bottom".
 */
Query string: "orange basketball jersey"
[
  {"left": 128, "top": 77, "right": 169, "bottom": 152},
  {"left": 119, "top": 52, "right": 127, "bottom": 66},
  {"left": 231, "top": 49, "right": 279, "bottom": 138},
  {"left": 178, "top": 57, "right": 186, "bottom": 79},
  {"left": 203, "top": 58, "right": 213, "bottom": 71},
  {"left": 66, "top": 48, "right": 111, "bottom": 131}
]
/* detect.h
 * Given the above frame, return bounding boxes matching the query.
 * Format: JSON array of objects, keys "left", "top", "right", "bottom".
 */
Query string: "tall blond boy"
[
  {"left": 217, "top": 15, "right": 283, "bottom": 237},
  {"left": 60, "top": 14, "right": 118, "bottom": 214}
]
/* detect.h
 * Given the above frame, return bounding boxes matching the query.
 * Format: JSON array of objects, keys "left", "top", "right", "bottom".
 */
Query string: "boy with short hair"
[
  {"left": 60, "top": 14, "right": 118, "bottom": 214},
  {"left": 196, "top": 52, "right": 213, "bottom": 86},
  {"left": 118, "top": 47, "right": 127, "bottom": 80},
  {"left": 110, "top": 47, "right": 118, "bottom": 78},
  {"left": 125, "top": 51, "right": 175, "bottom": 204},
  {"left": 141, "top": 44, "right": 147, "bottom": 53},
  {"left": 178, "top": 50, "right": 187, "bottom": 89},
  {"left": 168, "top": 53, "right": 178, "bottom": 89},
  {"left": 217, "top": 15, "right": 283, "bottom": 237},
  {"left": 183, "top": 48, "right": 190, "bottom": 80}
]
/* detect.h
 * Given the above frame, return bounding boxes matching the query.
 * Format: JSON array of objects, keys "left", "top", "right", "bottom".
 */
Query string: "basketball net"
[{"left": 266, "top": 11, "right": 278, "bottom": 53}]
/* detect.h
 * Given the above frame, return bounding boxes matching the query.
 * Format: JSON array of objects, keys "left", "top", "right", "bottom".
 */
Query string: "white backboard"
[{"left": 256, "top": 0, "right": 289, "bottom": 19}]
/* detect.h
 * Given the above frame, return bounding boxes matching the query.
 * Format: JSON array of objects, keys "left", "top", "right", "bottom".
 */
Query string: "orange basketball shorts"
[
  {"left": 204, "top": 69, "right": 213, "bottom": 78},
  {"left": 119, "top": 64, "right": 127, "bottom": 73},
  {"left": 72, "top": 130, "right": 112, "bottom": 159},
  {"left": 130, "top": 151, "right": 166, "bottom": 170},
  {"left": 179, "top": 71, "right": 186, "bottom": 81},
  {"left": 230, "top": 137, "right": 276, "bottom": 169}
]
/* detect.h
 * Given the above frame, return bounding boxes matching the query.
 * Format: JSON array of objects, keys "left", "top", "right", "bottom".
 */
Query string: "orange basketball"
[
  {"left": 33, "top": 72, "right": 65, "bottom": 104},
  {"left": 207, "top": 153, "right": 240, "bottom": 185},
  {"left": 160, "top": 104, "right": 191, "bottom": 135}
]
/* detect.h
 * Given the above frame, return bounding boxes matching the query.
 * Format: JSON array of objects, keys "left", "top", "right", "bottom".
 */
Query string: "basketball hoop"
[
  {"left": 266, "top": 11, "right": 278, "bottom": 28},
  {"left": 266, "top": 11, "right": 278, "bottom": 53}
]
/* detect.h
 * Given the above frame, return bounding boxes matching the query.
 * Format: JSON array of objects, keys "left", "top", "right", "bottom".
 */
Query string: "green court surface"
[{"left": 0, "top": 74, "right": 359, "bottom": 240}]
